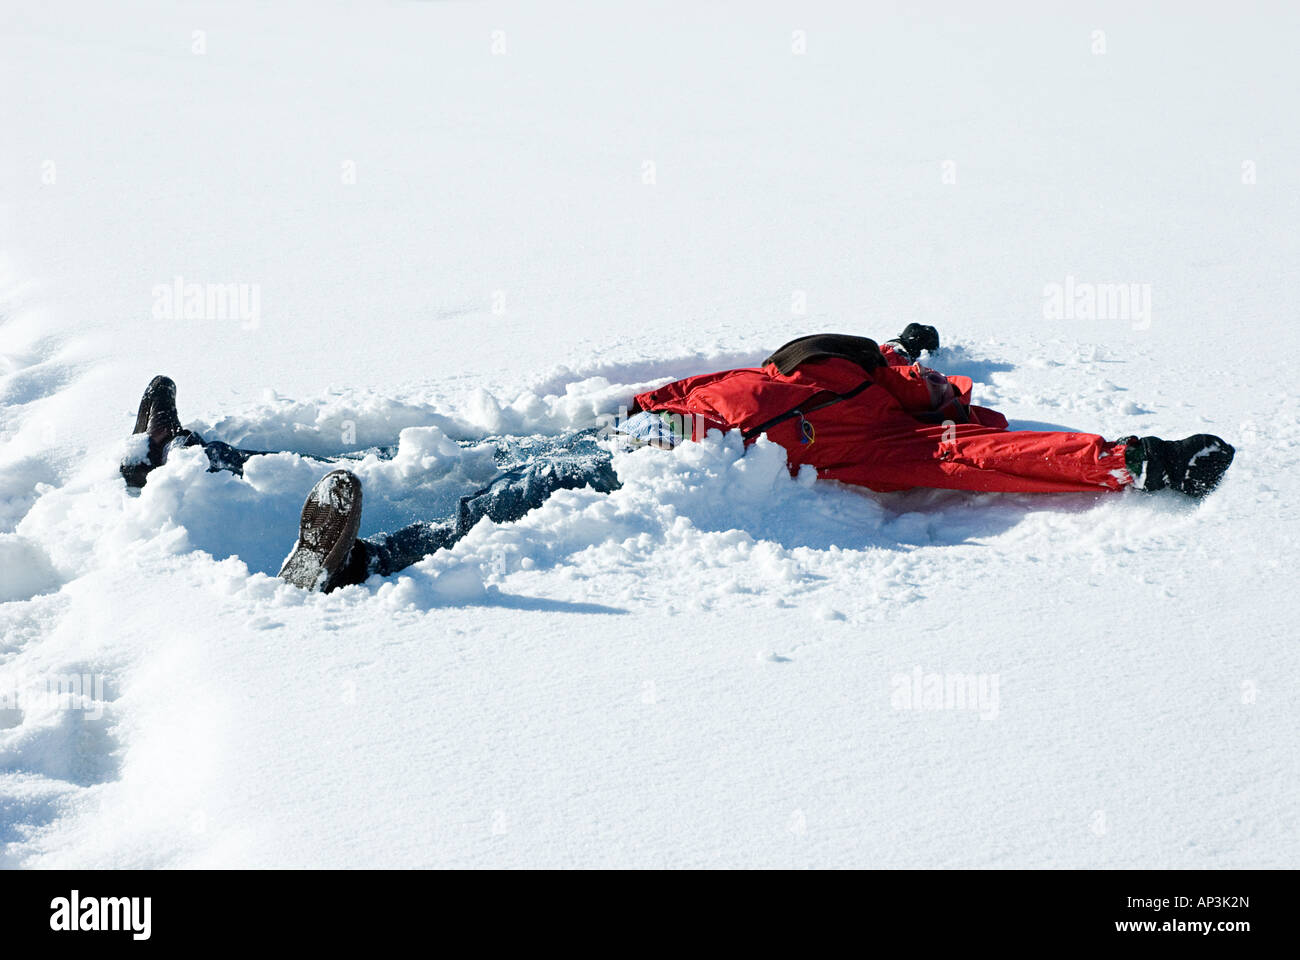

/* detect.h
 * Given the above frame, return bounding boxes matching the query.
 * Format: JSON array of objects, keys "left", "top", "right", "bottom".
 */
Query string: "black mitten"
[{"left": 892, "top": 323, "right": 940, "bottom": 358}]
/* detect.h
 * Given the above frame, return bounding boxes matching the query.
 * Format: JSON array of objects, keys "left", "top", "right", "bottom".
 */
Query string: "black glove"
[{"left": 891, "top": 323, "right": 939, "bottom": 359}]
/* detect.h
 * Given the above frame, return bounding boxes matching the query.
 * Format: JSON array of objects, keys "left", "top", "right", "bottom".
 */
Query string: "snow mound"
[{"left": 0, "top": 534, "right": 63, "bottom": 602}]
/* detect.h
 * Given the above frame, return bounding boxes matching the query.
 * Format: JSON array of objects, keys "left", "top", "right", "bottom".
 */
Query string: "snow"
[{"left": 1, "top": 1, "right": 1297, "bottom": 867}]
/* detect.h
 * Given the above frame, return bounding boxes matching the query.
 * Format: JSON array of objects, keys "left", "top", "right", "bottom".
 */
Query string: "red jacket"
[{"left": 632, "top": 343, "right": 1132, "bottom": 494}]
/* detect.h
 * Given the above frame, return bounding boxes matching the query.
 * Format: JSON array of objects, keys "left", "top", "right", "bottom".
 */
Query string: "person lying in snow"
[{"left": 120, "top": 325, "right": 1234, "bottom": 592}]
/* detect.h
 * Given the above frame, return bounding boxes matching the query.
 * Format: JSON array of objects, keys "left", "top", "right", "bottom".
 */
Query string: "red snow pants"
[{"left": 632, "top": 347, "right": 1133, "bottom": 495}]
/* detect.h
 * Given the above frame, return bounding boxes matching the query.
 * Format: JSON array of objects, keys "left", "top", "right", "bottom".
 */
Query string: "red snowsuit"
[{"left": 632, "top": 343, "right": 1133, "bottom": 494}]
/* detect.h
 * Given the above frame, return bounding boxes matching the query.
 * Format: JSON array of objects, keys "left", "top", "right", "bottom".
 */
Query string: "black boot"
[
  {"left": 278, "top": 470, "right": 364, "bottom": 592},
  {"left": 1123, "top": 434, "right": 1235, "bottom": 499},
  {"left": 122, "top": 375, "right": 187, "bottom": 488},
  {"left": 887, "top": 323, "right": 939, "bottom": 361}
]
